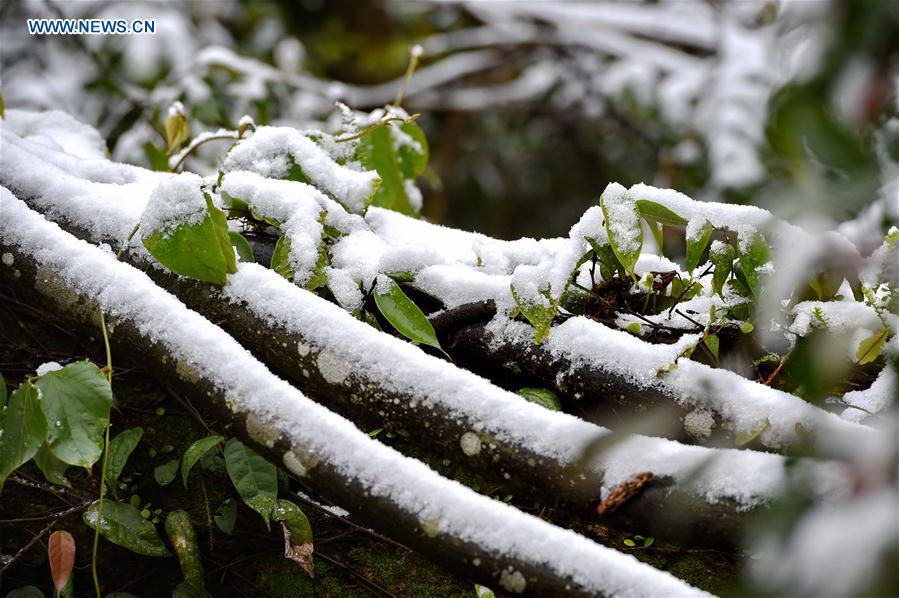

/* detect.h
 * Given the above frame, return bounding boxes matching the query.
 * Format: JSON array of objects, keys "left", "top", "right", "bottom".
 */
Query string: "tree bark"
[
  {"left": 0, "top": 239, "right": 705, "bottom": 598},
  {"left": 3, "top": 193, "right": 769, "bottom": 549}
]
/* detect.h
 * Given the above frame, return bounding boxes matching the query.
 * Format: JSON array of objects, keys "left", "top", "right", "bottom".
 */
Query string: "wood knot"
[{"left": 596, "top": 472, "right": 654, "bottom": 515}]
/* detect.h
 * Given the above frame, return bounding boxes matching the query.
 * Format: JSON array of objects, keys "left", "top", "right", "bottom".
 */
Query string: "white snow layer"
[
  {"left": 0, "top": 189, "right": 709, "bottom": 598},
  {"left": 486, "top": 316, "right": 880, "bottom": 460},
  {"left": 0, "top": 123, "right": 851, "bottom": 508},
  {"left": 221, "top": 126, "right": 379, "bottom": 214}
]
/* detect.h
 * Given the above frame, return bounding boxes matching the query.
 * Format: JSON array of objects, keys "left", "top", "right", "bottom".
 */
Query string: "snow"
[
  {"left": 3, "top": 109, "right": 107, "bottom": 160},
  {"left": 5, "top": 112, "right": 884, "bottom": 465},
  {"left": 218, "top": 263, "right": 849, "bottom": 507},
  {"left": 140, "top": 173, "right": 208, "bottom": 239},
  {"left": 221, "top": 171, "right": 329, "bottom": 286},
  {"left": 601, "top": 183, "right": 642, "bottom": 255},
  {"left": 789, "top": 300, "right": 883, "bottom": 337},
  {"left": 36, "top": 361, "right": 63, "bottom": 376},
  {"left": 0, "top": 189, "right": 711, "bottom": 598},
  {"left": 750, "top": 485, "right": 898, "bottom": 597},
  {"left": 840, "top": 367, "right": 897, "bottom": 422},
  {"left": 487, "top": 315, "right": 880, "bottom": 459},
  {"left": 222, "top": 126, "right": 380, "bottom": 214}
]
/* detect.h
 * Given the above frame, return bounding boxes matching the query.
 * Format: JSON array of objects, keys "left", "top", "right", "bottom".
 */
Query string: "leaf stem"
[
  {"left": 91, "top": 309, "right": 114, "bottom": 598},
  {"left": 117, "top": 222, "right": 140, "bottom": 260}
]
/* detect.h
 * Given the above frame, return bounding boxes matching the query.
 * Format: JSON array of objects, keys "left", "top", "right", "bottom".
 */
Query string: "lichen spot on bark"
[
  {"left": 317, "top": 350, "right": 350, "bottom": 384},
  {"left": 460, "top": 432, "right": 481, "bottom": 457},
  {"left": 245, "top": 413, "right": 279, "bottom": 448},
  {"left": 499, "top": 568, "right": 527, "bottom": 593}
]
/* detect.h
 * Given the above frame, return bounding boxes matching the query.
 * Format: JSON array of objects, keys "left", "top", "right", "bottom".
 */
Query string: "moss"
[
  {"left": 347, "top": 544, "right": 472, "bottom": 597},
  {"left": 253, "top": 543, "right": 472, "bottom": 598}
]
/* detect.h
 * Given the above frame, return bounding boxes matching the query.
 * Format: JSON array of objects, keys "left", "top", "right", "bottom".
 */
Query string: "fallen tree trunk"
[
  {"left": 3, "top": 183, "right": 840, "bottom": 550},
  {"left": 0, "top": 191, "right": 710, "bottom": 598},
  {"left": 0, "top": 124, "right": 873, "bottom": 464}
]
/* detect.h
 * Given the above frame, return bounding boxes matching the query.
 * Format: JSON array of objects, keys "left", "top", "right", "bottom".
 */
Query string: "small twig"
[
  {"left": 763, "top": 347, "right": 793, "bottom": 386},
  {"left": 394, "top": 44, "right": 424, "bottom": 108},
  {"left": 667, "top": 264, "right": 713, "bottom": 318},
  {"left": 0, "top": 500, "right": 91, "bottom": 573},
  {"left": 171, "top": 133, "right": 240, "bottom": 172},
  {"left": 289, "top": 492, "right": 411, "bottom": 553},
  {"left": 674, "top": 309, "right": 704, "bottom": 330}
]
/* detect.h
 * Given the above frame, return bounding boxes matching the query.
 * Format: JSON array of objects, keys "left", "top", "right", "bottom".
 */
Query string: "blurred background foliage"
[{"left": 2, "top": 0, "right": 896, "bottom": 244}]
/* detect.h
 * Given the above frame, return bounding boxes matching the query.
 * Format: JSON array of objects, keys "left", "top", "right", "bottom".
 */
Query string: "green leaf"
[
  {"left": 710, "top": 243, "right": 735, "bottom": 298},
  {"left": 34, "top": 443, "right": 71, "bottom": 488},
  {"left": 306, "top": 231, "right": 330, "bottom": 292},
  {"left": 208, "top": 193, "right": 237, "bottom": 274},
  {"left": 516, "top": 388, "right": 562, "bottom": 411},
  {"left": 856, "top": 329, "right": 889, "bottom": 365},
  {"left": 625, "top": 322, "right": 642, "bottom": 334},
  {"left": 738, "top": 232, "right": 770, "bottom": 296},
  {"left": 374, "top": 278, "right": 443, "bottom": 352},
  {"left": 588, "top": 238, "right": 625, "bottom": 279},
  {"left": 623, "top": 539, "right": 636, "bottom": 547},
  {"left": 643, "top": 536, "right": 654, "bottom": 548},
  {"left": 35, "top": 361, "right": 112, "bottom": 467},
  {"left": 154, "top": 459, "right": 179, "bottom": 486},
  {"left": 0, "top": 382, "right": 47, "bottom": 492},
  {"left": 396, "top": 122, "right": 429, "bottom": 178},
  {"left": 141, "top": 193, "right": 237, "bottom": 286},
  {"left": 358, "top": 125, "right": 416, "bottom": 215},
  {"left": 634, "top": 199, "right": 688, "bottom": 226},
  {"left": 703, "top": 334, "right": 720, "bottom": 360},
  {"left": 228, "top": 231, "right": 255, "bottom": 263},
  {"left": 273, "top": 499, "right": 314, "bottom": 576},
  {"left": 735, "top": 418, "right": 769, "bottom": 447},
  {"left": 83, "top": 501, "right": 170, "bottom": 557},
  {"left": 601, "top": 190, "right": 642, "bottom": 278},
  {"left": 105, "top": 427, "right": 143, "bottom": 498},
  {"left": 214, "top": 498, "right": 237, "bottom": 535},
  {"left": 165, "top": 510, "right": 206, "bottom": 597},
  {"left": 510, "top": 284, "right": 556, "bottom": 344},
  {"left": 182, "top": 435, "right": 223, "bottom": 488},
  {"left": 474, "top": 585, "right": 496, "bottom": 598},
  {"left": 224, "top": 439, "right": 278, "bottom": 530},
  {"left": 5, "top": 586, "right": 45, "bottom": 598},
  {"left": 685, "top": 220, "right": 713, "bottom": 271},
  {"left": 270, "top": 235, "right": 293, "bottom": 281}
]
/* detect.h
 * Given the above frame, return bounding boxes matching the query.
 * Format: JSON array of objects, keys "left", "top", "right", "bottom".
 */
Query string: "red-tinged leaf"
[{"left": 48, "top": 530, "right": 75, "bottom": 593}]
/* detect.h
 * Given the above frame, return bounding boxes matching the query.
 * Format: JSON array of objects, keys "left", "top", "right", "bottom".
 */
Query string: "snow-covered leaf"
[
  {"left": 142, "top": 191, "right": 237, "bottom": 286},
  {"left": 685, "top": 220, "right": 713, "bottom": 271},
  {"left": 601, "top": 186, "right": 642, "bottom": 279}
]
